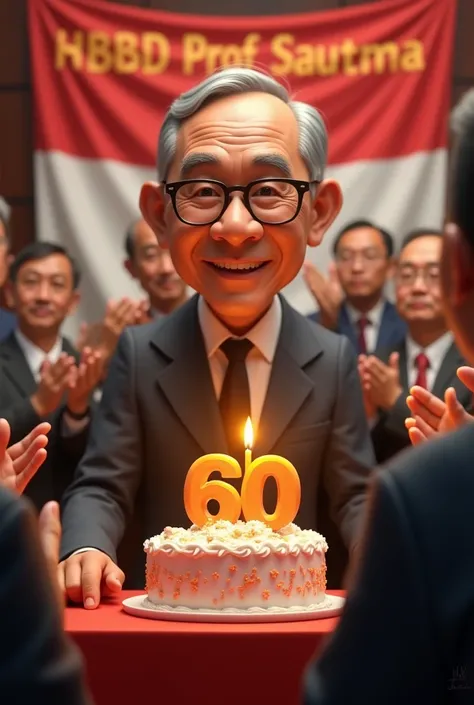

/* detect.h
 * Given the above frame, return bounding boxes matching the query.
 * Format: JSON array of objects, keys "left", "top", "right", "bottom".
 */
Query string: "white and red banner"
[{"left": 29, "top": 0, "right": 456, "bottom": 336}]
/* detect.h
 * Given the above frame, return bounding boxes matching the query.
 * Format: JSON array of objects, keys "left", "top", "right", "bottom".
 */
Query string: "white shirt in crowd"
[
  {"left": 345, "top": 298, "right": 386, "bottom": 353},
  {"left": 198, "top": 295, "right": 282, "bottom": 431},
  {"left": 14, "top": 328, "right": 88, "bottom": 433},
  {"left": 406, "top": 331, "right": 453, "bottom": 390}
]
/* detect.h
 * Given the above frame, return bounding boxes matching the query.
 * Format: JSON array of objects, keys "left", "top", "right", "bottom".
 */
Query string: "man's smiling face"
[{"left": 141, "top": 91, "right": 342, "bottom": 332}]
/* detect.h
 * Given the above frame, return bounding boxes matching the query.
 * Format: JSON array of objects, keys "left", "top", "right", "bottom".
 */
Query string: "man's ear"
[
  {"left": 124, "top": 258, "right": 135, "bottom": 279},
  {"left": 307, "top": 180, "right": 343, "bottom": 248},
  {"left": 67, "top": 290, "right": 81, "bottom": 317},
  {"left": 4, "top": 281, "right": 14, "bottom": 309},
  {"left": 140, "top": 182, "right": 168, "bottom": 250}
]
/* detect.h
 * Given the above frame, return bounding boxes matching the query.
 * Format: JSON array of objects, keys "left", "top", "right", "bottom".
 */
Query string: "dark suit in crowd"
[
  {"left": 0, "top": 307, "right": 16, "bottom": 342},
  {"left": 371, "top": 339, "right": 470, "bottom": 463},
  {"left": 60, "top": 294, "right": 375, "bottom": 588},
  {"left": 0, "top": 486, "right": 91, "bottom": 705},
  {"left": 304, "top": 423, "right": 474, "bottom": 705},
  {"left": 309, "top": 300, "right": 407, "bottom": 356},
  {"left": 0, "top": 333, "right": 89, "bottom": 511}
]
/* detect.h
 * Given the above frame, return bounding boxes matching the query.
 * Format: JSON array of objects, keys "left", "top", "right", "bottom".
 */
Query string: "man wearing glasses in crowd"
[
  {"left": 58, "top": 67, "right": 375, "bottom": 607},
  {"left": 305, "top": 220, "right": 406, "bottom": 356},
  {"left": 358, "top": 229, "right": 471, "bottom": 463}
]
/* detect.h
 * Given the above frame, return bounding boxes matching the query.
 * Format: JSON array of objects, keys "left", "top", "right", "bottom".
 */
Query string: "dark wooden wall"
[{"left": 1, "top": 0, "right": 472, "bottom": 253}]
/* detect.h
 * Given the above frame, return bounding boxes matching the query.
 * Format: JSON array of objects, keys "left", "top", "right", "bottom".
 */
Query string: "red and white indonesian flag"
[{"left": 29, "top": 0, "right": 456, "bottom": 336}]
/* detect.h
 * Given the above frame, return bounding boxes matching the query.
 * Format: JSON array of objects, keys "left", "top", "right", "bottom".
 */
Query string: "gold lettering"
[
  {"left": 55, "top": 29, "right": 83, "bottom": 71},
  {"left": 182, "top": 33, "right": 207, "bottom": 75},
  {"left": 359, "top": 42, "right": 399, "bottom": 75},
  {"left": 340, "top": 39, "right": 358, "bottom": 76},
  {"left": 206, "top": 44, "right": 224, "bottom": 74},
  {"left": 87, "top": 31, "right": 112, "bottom": 73},
  {"left": 114, "top": 31, "right": 139, "bottom": 74},
  {"left": 293, "top": 44, "right": 314, "bottom": 77},
  {"left": 313, "top": 45, "right": 340, "bottom": 76},
  {"left": 400, "top": 39, "right": 425, "bottom": 72},
  {"left": 241, "top": 33, "right": 261, "bottom": 67},
  {"left": 270, "top": 33, "right": 295, "bottom": 76},
  {"left": 142, "top": 32, "right": 170, "bottom": 74},
  {"left": 220, "top": 44, "right": 243, "bottom": 68}
]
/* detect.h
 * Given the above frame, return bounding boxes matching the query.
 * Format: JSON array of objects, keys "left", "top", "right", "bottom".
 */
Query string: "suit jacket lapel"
[
  {"left": 256, "top": 297, "right": 323, "bottom": 456},
  {"left": 398, "top": 341, "right": 409, "bottom": 391},
  {"left": 0, "top": 333, "right": 37, "bottom": 397},
  {"left": 339, "top": 304, "right": 358, "bottom": 351},
  {"left": 432, "top": 343, "right": 464, "bottom": 398},
  {"left": 150, "top": 295, "right": 227, "bottom": 455},
  {"left": 376, "top": 302, "right": 393, "bottom": 353}
]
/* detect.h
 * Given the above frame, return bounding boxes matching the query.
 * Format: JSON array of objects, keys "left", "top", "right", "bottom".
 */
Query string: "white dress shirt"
[
  {"left": 15, "top": 329, "right": 63, "bottom": 383},
  {"left": 406, "top": 331, "right": 454, "bottom": 390},
  {"left": 345, "top": 298, "right": 386, "bottom": 354},
  {"left": 197, "top": 295, "right": 282, "bottom": 432},
  {"left": 15, "top": 329, "right": 88, "bottom": 433}
]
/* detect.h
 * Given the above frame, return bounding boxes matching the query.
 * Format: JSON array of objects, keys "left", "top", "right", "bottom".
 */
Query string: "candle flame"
[{"left": 244, "top": 417, "right": 253, "bottom": 449}]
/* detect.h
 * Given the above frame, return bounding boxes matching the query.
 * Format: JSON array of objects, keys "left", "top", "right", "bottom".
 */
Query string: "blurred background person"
[
  {"left": 304, "top": 220, "right": 406, "bottom": 355},
  {"left": 0, "top": 196, "right": 16, "bottom": 342},
  {"left": 124, "top": 217, "right": 188, "bottom": 319},
  {"left": 359, "top": 229, "right": 470, "bottom": 464},
  {"left": 304, "top": 81, "right": 474, "bottom": 705},
  {"left": 0, "top": 242, "right": 103, "bottom": 511}
]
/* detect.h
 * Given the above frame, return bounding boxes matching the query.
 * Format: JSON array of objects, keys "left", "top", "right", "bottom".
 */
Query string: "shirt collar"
[
  {"left": 345, "top": 298, "right": 386, "bottom": 328},
  {"left": 197, "top": 295, "right": 282, "bottom": 363},
  {"left": 406, "top": 331, "right": 453, "bottom": 367},
  {"left": 14, "top": 329, "right": 63, "bottom": 379}
]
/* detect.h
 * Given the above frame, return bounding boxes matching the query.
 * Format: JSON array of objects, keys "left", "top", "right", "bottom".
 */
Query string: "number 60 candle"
[{"left": 184, "top": 418, "right": 301, "bottom": 531}]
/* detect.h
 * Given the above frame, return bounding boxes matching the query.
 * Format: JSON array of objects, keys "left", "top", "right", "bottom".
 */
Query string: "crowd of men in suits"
[{"left": 1, "top": 68, "right": 474, "bottom": 704}]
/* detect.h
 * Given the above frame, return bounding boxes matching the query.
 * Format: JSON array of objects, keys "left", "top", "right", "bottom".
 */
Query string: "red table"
[{"left": 65, "top": 590, "right": 343, "bottom": 705}]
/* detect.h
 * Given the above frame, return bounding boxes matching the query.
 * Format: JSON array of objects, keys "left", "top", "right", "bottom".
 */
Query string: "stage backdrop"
[{"left": 29, "top": 0, "right": 456, "bottom": 338}]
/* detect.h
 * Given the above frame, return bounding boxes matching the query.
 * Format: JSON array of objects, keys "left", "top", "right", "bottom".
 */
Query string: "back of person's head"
[
  {"left": 9, "top": 241, "right": 81, "bottom": 290},
  {"left": 441, "top": 98, "right": 474, "bottom": 363}
]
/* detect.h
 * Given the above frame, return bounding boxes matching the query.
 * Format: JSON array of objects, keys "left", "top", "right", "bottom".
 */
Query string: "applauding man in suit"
[
  {"left": 359, "top": 229, "right": 471, "bottom": 462},
  {"left": 305, "top": 220, "right": 406, "bottom": 355},
  {"left": 0, "top": 243, "right": 103, "bottom": 511},
  {"left": 59, "top": 67, "right": 376, "bottom": 607}
]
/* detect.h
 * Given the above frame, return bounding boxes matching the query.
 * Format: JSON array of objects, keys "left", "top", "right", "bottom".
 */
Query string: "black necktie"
[{"left": 219, "top": 338, "right": 253, "bottom": 467}]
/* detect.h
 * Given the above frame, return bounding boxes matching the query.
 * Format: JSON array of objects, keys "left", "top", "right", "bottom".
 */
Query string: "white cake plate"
[{"left": 122, "top": 594, "right": 345, "bottom": 623}]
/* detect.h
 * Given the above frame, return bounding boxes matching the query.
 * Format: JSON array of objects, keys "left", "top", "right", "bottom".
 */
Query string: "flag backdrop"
[{"left": 29, "top": 0, "right": 456, "bottom": 338}]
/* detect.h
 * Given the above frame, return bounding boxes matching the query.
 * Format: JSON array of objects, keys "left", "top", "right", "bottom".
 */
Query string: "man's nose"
[
  {"left": 210, "top": 195, "right": 263, "bottom": 246},
  {"left": 36, "top": 281, "right": 51, "bottom": 300},
  {"left": 412, "top": 272, "right": 428, "bottom": 293},
  {"left": 160, "top": 252, "right": 175, "bottom": 275}
]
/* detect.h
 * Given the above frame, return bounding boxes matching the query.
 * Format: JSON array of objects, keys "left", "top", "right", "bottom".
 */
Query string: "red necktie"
[
  {"left": 356, "top": 316, "right": 370, "bottom": 355},
  {"left": 414, "top": 352, "right": 430, "bottom": 389}
]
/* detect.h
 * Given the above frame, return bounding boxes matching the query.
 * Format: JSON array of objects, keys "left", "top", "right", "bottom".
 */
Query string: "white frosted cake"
[{"left": 143, "top": 519, "right": 328, "bottom": 612}]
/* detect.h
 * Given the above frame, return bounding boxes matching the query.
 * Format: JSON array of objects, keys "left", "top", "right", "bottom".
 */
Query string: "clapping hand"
[
  {"left": 30, "top": 353, "right": 77, "bottom": 417},
  {"left": 302, "top": 260, "right": 344, "bottom": 330},
  {"left": 0, "top": 418, "right": 51, "bottom": 494},
  {"left": 66, "top": 347, "right": 104, "bottom": 415},
  {"left": 358, "top": 353, "right": 402, "bottom": 411},
  {"left": 405, "top": 366, "right": 474, "bottom": 446}
]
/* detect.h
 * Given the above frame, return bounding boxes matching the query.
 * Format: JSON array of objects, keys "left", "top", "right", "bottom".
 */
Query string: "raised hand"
[
  {"left": 302, "top": 260, "right": 344, "bottom": 330},
  {"left": 358, "top": 352, "right": 401, "bottom": 411},
  {"left": 357, "top": 355, "right": 377, "bottom": 419},
  {"left": 405, "top": 380, "right": 474, "bottom": 446},
  {"left": 66, "top": 347, "right": 104, "bottom": 415},
  {"left": 0, "top": 418, "right": 51, "bottom": 494},
  {"left": 38, "top": 500, "right": 64, "bottom": 612},
  {"left": 59, "top": 550, "right": 125, "bottom": 610},
  {"left": 30, "top": 353, "right": 76, "bottom": 417}
]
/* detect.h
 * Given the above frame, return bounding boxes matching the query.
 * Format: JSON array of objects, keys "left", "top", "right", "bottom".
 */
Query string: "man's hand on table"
[{"left": 59, "top": 550, "right": 125, "bottom": 609}]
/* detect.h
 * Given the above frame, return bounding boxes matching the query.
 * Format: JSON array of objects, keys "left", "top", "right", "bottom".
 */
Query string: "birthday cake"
[{"left": 143, "top": 519, "right": 328, "bottom": 612}]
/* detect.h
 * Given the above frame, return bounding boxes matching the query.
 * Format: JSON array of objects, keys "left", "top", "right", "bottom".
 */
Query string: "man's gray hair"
[{"left": 158, "top": 68, "right": 327, "bottom": 183}]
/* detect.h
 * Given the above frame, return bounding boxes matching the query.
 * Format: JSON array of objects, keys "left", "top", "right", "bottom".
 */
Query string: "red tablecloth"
[{"left": 65, "top": 590, "right": 343, "bottom": 705}]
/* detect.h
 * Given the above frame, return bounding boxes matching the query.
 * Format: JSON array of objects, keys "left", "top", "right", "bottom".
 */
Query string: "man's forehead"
[
  {"left": 400, "top": 237, "right": 442, "bottom": 262},
  {"left": 20, "top": 255, "right": 71, "bottom": 274}
]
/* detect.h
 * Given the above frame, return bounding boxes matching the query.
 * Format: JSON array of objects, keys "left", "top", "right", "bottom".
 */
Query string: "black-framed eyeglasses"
[{"left": 163, "top": 178, "right": 320, "bottom": 226}]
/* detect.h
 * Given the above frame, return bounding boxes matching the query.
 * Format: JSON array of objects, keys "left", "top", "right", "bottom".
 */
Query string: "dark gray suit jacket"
[
  {"left": 372, "top": 339, "right": 470, "bottom": 463},
  {"left": 0, "top": 487, "right": 91, "bottom": 705},
  {"left": 60, "top": 295, "right": 376, "bottom": 588},
  {"left": 304, "top": 423, "right": 474, "bottom": 705},
  {"left": 0, "top": 333, "right": 90, "bottom": 511}
]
